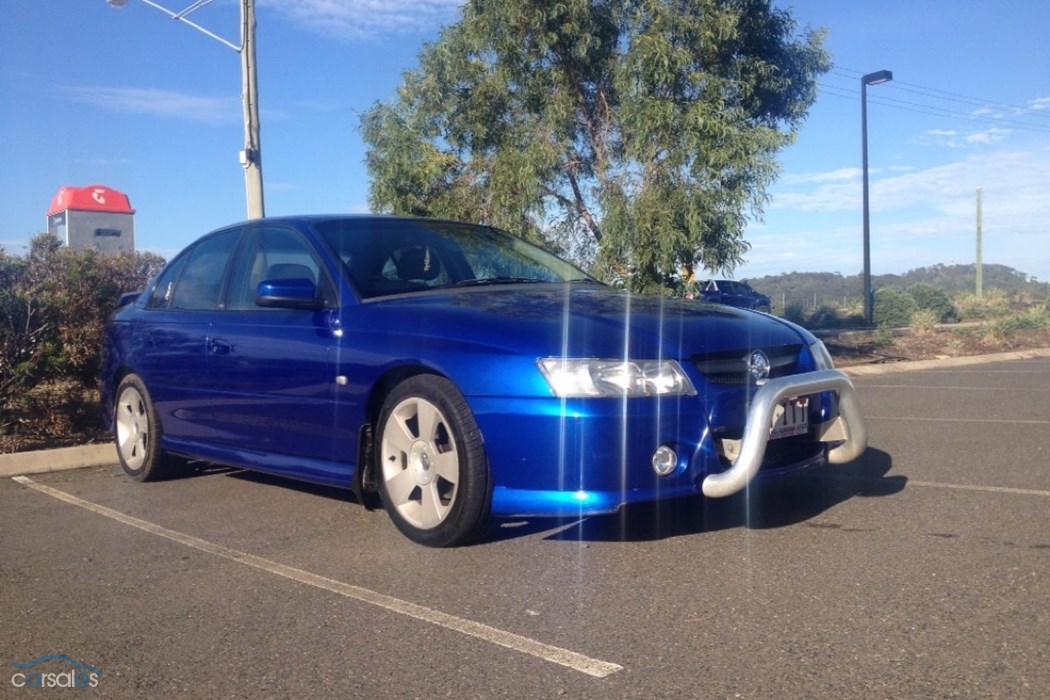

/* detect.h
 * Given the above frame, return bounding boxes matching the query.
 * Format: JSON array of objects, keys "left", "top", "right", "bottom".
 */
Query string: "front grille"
[{"left": 693, "top": 344, "right": 803, "bottom": 385}]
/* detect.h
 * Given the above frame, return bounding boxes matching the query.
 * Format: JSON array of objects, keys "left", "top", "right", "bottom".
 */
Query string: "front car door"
[{"left": 202, "top": 223, "right": 345, "bottom": 482}]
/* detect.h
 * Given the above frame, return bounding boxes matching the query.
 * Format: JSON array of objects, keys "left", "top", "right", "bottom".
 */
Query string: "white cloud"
[
  {"left": 261, "top": 0, "right": 462, "bottom": 40},
  {"left": 922, "top": 127, "right": 1012, "bottom": 148},
  {"left": 65, "top": 86, "right": 239, "bottom": 123},
  {"left": 964, "top": 128, "right": 1012, "bottom": 145},
  {"left": 1029, "top": 97, "right": 1050, "bottom": 112},
  {"left": 780, "top": 167, "right": 860, "bottom": 186}
]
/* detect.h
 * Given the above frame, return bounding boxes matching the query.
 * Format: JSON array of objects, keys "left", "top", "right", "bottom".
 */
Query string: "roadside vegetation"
[
  {"left": 1, "top": 234, "right": 164, "bottom": 453},
  {"left": 777, "top": 280, "right": 1050, "bottom": 365}
]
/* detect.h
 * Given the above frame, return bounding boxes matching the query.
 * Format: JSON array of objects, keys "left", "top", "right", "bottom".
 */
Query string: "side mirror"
[
  {"left": 116, "top": 290, "right": 141, "bottom": 308},
  {"left": 255, "top": 278, "right": 324, "bottom": 310}
]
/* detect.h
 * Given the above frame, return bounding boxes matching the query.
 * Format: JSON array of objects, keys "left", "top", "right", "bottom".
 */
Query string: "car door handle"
[{"left": 209, "top": 338, "right": 232, "bottom": 355}]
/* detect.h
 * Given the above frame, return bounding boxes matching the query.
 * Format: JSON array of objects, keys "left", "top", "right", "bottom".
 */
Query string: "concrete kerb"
[
  {"left": 0, "top": 443, "right": 117, "bottom": 479},
  {"left": 3, "top": 347, "right": 1049, "bottom": 478}
]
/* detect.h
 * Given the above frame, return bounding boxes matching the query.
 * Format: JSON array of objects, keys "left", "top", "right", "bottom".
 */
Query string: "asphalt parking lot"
[{"left": 3, "top": 356, "right": 1049, "bottom": 698}]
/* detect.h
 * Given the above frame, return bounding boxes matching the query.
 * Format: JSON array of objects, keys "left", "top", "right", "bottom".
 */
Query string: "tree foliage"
[
  {"left": 1, "top": 235, "right": 165, "bottom": 449},
  {"left": 361, "top": 0, "right": 829, "bottom": 293}
]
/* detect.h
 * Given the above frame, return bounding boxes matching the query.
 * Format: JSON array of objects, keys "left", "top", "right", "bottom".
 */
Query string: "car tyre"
[
  {"left": 114, "top": 374, "right": 177, "bottom": 481},
  {"left": 376, "top": 375, "right": 491, "bottom": 547}
]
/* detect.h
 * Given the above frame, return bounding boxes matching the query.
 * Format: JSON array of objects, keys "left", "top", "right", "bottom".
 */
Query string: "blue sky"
[{"left": 2, "top": 0, "right": 1048, "bottom": 282}]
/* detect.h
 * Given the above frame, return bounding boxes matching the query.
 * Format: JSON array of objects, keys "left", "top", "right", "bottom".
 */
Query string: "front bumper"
[
  {"left": 701, "top": 369, "right": 866, "bottom": 497},
  {"left": 475, "top": 368, "right": 867, "bottom": 517}
]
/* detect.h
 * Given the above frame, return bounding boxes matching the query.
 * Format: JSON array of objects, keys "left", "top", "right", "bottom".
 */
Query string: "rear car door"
[{"left": 131, "top": 228, "right": 240, "bottom": 442}]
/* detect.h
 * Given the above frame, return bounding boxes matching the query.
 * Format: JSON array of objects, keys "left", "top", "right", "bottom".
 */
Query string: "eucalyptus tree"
[{"left": 362, "top": 0, "right": 829, "bottom": 292}]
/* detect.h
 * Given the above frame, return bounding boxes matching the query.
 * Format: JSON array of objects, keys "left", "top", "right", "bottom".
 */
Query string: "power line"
[
  {"left": 819, "top": 83, "right": 1050, "bottom": 133},
  {"left": 830, "top": 67, "right": 1050, "bottom": 118},
  {"left": 819, "top": 70, "right": 1050, "bottom": 133}
]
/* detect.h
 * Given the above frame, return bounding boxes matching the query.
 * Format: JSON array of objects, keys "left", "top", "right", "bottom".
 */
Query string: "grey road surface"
[{"left": 3, "top": 357, "right": 1049, "bottom": 698}]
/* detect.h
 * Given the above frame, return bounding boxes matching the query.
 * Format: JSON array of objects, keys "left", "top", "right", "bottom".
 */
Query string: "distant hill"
[{"left": 744, "top": 264, "right": 1049, "bottom": 309}]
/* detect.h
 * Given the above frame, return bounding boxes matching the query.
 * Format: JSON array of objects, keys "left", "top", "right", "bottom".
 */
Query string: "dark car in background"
[
  {"left": 101, "top": 216, "right": 865, "bottom": 546},
  {"left": 698, "top": 279, "right": 772, "bottom": 313}
]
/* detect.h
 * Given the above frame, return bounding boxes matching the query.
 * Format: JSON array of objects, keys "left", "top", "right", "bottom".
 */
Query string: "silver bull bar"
[{"left": 701, "top": 369, "right": 867, "bottom": 498}]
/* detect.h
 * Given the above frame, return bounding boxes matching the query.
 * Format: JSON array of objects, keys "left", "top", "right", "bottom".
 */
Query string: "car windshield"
[{"left": 314, "top": 218, "right": 598, "bottom": 299}]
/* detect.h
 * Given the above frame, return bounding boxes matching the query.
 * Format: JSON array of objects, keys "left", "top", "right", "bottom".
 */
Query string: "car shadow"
[
  {"left": 174, "top": 450, "right": 905, "bottom": 547},
  {"left": 488, "top": 448, "right": 904, "bottom": 544}
]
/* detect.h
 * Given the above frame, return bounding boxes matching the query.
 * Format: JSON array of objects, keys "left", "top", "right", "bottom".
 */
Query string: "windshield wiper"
[{"left": 455, "top": 277, "right": 548, "bottom": 287}]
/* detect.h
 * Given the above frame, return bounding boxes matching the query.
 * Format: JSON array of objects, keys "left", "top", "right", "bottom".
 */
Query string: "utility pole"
[
  {"left": 976, "top": 187, "right": 983, "bottom": 299},
  {"left": 241, "top": 0, "right": 264, "bottom": 219},
  {"left": 106, "top": 0, "right": 264, "bottom": 219}
]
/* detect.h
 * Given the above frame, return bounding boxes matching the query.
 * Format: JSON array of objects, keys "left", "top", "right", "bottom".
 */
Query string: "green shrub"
[
  {"left": 907, "top": 282, "right": 957, "bottom": 323},
  {"left": 872, "top": 325, "right": 894, "bottom": 348},
  {"left": 781, "top": 301, "right": 806, "bottom": 324},
  {"left": 909, "top": 308, "right": 940, "bottom": 335},
  {"left": 873, "top": 286, "right": 918, "bottom": 328},
  {"left": 805, "top": 305, "right": 841, "bottom": 329},
  {"left": 956, "top": 289, "right": 1011, "bottom": 320},
  {"left": 1, "top": 234, "right": 164, "bottom": 451}
]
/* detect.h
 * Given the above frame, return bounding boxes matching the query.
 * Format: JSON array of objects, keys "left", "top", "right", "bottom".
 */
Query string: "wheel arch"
[
  {"left": 353, "top": 364, "right": 456, "bottom": 500},
  {"left": 102, "top": 364, "right": 136, "bottom": 430}
]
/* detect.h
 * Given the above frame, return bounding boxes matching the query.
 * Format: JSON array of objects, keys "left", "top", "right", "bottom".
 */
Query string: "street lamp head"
[
  {"left": 862, "top": 69, "right": 893, "bottom": 86},
  {"left": 106, "top": 0, "right": 130, "bottom": 7}
]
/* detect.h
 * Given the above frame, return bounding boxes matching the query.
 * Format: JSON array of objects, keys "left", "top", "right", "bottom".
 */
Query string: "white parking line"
[
  {"left": 11, "top": 476, "right": 623, "bottom": 679},
  {"left": 867, "top": 415, "right": 1050, "bottom": 425},
  {"left": 861, "top": 384, "right": 1048, "bottom": 391},
  {"left": 907, "top": 480, "right": 1050, "bottom": 498}
]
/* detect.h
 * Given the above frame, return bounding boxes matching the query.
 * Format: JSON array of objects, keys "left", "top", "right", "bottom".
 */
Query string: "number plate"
[{"left": 770, "top": 397, "right": 809, "bottom": 440}]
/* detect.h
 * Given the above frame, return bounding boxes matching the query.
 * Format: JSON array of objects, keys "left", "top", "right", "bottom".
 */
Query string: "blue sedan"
[{"left": 101, "top": 216, "right": 866, "bottom": 546}]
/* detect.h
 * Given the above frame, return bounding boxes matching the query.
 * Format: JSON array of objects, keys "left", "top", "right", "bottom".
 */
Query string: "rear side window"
[
  {"left": 147, "top": 255, "right": 187, "bottom": 309},
  {"left": 148, "top": 229, "right": 240, "bottom": 310}
]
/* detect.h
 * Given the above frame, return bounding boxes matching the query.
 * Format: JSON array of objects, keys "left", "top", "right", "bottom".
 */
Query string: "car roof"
[{"left": 217, "top": 214, "right": 483, "bottom": 229}]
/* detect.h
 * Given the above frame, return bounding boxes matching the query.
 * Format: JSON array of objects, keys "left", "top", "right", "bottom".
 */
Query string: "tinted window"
[
  {"left": 168, "top": 229, "right": 239, "bottom": 310},
  {"left": 226, "top": 226, "right": 325, "bottom": 310},
  {"left": 147, "top": 254, "right": 188, "bottom": 309},
  {"left": 315, "top": 219, "right": 594, "bottom": 299}
]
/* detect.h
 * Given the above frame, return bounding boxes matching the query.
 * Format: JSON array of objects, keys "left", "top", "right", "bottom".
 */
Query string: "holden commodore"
[{"left": 101, "top": 216, "right": 866, "bottom": 547}]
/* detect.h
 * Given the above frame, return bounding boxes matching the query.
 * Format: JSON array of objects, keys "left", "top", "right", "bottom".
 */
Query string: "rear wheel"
[
  {"left": 114, "top": 374, "right": 177, "bottom": 481},
  {"left": 376, "top": 375, "right": 490, "bottom": 547}
]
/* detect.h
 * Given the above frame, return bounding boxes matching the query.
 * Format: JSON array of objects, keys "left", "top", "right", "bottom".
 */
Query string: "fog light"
[{"left": 652, "top": 445, "right": 678, "bottom": 476}]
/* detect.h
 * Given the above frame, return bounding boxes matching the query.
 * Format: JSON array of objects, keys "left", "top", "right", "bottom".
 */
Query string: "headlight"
[
  {"left": 809, "top": 340, "right": 835, "bottom": 370},
  {"left": 537, "top": 359, "right": 697, "bottom": 398}
]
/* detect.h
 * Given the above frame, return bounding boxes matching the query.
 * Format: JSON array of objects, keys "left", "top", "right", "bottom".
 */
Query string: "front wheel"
[
  {"left": 114, "top": 374, "right": 177, "bottom": 481},
  {"left": 376, "top": 375, "right": 490, "bottom": 547}
]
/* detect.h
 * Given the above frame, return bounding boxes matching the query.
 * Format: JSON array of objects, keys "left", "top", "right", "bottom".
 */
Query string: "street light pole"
[
  {"left": 861, "top": 69, "right": 892, "bottom": 326},
  {"left": 106, "top": 0, "right": 265, "bottom": 219}
]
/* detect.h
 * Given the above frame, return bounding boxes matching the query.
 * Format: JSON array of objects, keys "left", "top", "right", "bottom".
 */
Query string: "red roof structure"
[{"left": 47, "top": 185, "right": 135, "bottom": 216}]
